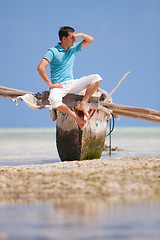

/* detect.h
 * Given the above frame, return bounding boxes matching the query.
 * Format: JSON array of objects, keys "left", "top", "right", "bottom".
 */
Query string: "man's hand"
[
  {"left": 73, "top": 33, "right": 94, "bottom": 49},
  {"left": 74, "top": 33, "right": 83, "bottom": 38},
  {"left": 50, "top": 82, "right": 63, "bottom": 88}
]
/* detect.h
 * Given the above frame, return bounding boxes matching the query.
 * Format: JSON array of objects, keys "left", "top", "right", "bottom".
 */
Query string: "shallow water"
[
  {"left": 0, "top": 128, "right": 58, "bottom": 166},
  {"left": 103, "top": 126, "right": 160, "bottom": 159},
  {"left": 0, "top": 200, "right": 160, "bottom": 240},
  {"left": 0, "top": 127, "right": 160, "bottom": 240},
  {"left": 0, "top": 127, "right": 159, "bottom": 166}
]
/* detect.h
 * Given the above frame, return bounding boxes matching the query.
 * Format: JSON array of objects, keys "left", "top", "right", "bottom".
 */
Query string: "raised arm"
[{"left": 74, "top": 33, "right": 94, "bottom": 49}]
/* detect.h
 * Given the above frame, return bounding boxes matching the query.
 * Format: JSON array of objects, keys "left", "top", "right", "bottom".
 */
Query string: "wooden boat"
[
  {"left": 56, "top": 110, "right": 107, "bottom": 161},
  {"left": 0, "top": 85, "right": 160, "bottom": 161},
  {"left": 37, "top": 89, "right": 112, "bottom": 161},
  {"left": 56, "top": 92, "right": 111, "bottom": 161}
]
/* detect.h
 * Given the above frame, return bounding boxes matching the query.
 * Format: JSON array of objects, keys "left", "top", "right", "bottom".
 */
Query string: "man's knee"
[
  {"left": 49, "top": 93, "right": 59, "bottom": 107},
  {"left": 94, "top": 73, "right": 102, "bottom": 80},
  {"left": 48, "top": 93, "right": 55, "bottom": 104},
  {"left": 88, "top": 74, "right": 102, "bottom": 86},
  {"left": 90, "top": 74, "right": 102, "bottom": 84}
]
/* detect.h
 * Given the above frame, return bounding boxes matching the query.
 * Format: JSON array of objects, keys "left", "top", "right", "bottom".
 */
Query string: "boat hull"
[{"left": 56, "top": 109, "right": 107, "bottom": 161}]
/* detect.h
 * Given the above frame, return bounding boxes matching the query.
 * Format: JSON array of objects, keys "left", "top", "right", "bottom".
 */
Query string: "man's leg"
[
  {"left": 56, "top": 103, "right": 86, "bottom": 128},
  {"left": 49, "top": 85, "right": 87, "bottom": 128},
  {"left": 49, "top": 75, "right": 102, "bottom": 128},
  {"left": 76, "top": 80, "right": 101, "bottom": 118}
]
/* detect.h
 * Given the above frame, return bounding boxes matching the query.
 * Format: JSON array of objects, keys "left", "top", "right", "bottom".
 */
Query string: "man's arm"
[
  {"left": 74, "top": 33, "right": 94, "bottom": 49},
  {"left": 37, "top": 59, "right": 63, "bottom": 88}
]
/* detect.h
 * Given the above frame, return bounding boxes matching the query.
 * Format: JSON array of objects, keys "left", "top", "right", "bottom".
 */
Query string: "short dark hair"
[{"left": 58, "top": 26, "right": 75, "bottom": 41}]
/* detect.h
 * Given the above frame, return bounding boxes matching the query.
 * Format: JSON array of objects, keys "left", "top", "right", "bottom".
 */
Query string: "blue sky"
[{"left": 0, "top": 0, "right": 159, "bottom": 127}]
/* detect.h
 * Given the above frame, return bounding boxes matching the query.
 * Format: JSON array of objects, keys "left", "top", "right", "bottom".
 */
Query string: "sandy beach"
[{"left": 0, "top": 157, "right": 160, "bottom": 205}]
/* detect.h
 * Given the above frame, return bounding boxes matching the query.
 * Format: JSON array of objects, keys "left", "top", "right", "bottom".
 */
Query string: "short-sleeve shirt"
[{"left": 43, "top": 42, "right": 81, "bottom": 84}]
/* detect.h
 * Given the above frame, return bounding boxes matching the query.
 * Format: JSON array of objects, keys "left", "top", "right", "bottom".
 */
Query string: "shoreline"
[{"left": 0, "top": 157, "right": 160, "bottom": 205}]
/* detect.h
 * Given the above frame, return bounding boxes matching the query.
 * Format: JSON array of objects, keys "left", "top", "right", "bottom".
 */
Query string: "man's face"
[{"left": 65, "top": 32, "right": 75, "bottom": 47}]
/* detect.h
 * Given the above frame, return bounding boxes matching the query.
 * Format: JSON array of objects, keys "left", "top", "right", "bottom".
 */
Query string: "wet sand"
[{"left": 0, "top": 157, "right": 160, "bottom": 204}]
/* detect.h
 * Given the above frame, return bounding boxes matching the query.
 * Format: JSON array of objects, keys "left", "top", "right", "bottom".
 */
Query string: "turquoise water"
[{"left": 0, "top": 127, "right": 159, "bottom": 166}]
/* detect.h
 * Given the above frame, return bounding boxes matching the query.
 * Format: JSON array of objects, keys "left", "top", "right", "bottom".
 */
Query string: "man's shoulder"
[
  {"left": 43, "top": 45, "right": 60, "bottom": 62},
  {"left": 48, "top": 45, "right": 59, "bottom": 53}
]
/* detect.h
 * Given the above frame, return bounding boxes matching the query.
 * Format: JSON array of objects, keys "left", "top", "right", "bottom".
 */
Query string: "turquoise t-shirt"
[{"left": 43, "top": 42, "right": 81, "bottom": 83}]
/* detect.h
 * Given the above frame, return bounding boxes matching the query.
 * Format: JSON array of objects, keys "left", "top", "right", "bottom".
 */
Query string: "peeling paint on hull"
[{"left": 56, "top": 110, "right": 107, "bottom": 161}]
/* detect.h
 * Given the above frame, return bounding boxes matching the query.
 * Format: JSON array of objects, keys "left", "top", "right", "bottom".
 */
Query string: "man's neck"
[{"left": 60, "top": 42, "right": 69, "bottom": 51}]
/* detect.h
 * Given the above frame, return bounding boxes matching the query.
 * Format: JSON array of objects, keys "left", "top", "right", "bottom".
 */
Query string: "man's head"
[
  {"left": 58, "top": 26, "right": 75, "bottom": 47},
  {"left": 58, "top": 26, "right": 75, "bottom": 41}
]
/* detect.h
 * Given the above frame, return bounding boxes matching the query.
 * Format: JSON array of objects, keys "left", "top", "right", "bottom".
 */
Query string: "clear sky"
[{"left": 0, "top": 0, "right": 159, "bottom": 127}]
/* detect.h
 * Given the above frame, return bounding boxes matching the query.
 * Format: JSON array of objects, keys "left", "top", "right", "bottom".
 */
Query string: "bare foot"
[
  {"left": 76, "top": 102, "right": 90, "bottom": 119},
  {"left": 75, "top": 112, "right": 86, "bottom": 128}
]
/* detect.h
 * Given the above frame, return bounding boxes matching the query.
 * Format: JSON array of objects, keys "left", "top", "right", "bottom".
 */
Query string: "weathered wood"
[
  {"left": 0, "top": 86, "right": 27, "bottom": 92},
  {"left": 56, "top": 90, "right": 108, "bottom": 161},
  {"left": 42, "top": 92, "right": 100, "bottom": 109},
  {"left": 41, "top": 91, "right": 50, "bottom": 105},
  {"left": 1, "top": 85, "right": 160, "bottom": 124},
  {"left": 0, "top": 90, "right": 31, "bottom": 98},
  {"left": 63, "top": 94, "right": 99, "bottom": 109},
  {"left": 0, "top": 86, "right": 32, "bottom": 97},
  {"left": 98, "top": 105, "right": 112, "bottom": 119},
  {"left": 112, "top": 110, "right": 160, "bottom": 123},
  {"left": 56, "top": 109, "right": 107, "bottom": 161},
  {"left": 103, "top": 102, "right": 160, "bottom": 117}
]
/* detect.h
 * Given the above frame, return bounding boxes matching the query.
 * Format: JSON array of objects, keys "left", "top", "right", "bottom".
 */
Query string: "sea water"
[
  {"left": 0, "top": 128, "right": 58, "bottom": 166},
  {"left": 0, "top": 201, "right": 160, "bottom": 240},
  {"left": 0, "top": 127, "right": 160, "bottom": 240},
  {"left": 103, "top": 126, "right": 160, "bottom": 159},
  {"left": 0, "top": 126, "right": 159, "bottom": 166}
]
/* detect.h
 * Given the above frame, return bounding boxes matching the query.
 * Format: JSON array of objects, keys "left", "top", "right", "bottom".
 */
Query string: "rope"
[{"left": 106, "top": 115, "right": 115, "bottom": 137}]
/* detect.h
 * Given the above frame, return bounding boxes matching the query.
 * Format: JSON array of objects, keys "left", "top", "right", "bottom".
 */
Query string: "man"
[{"left": 37, "top": 26, "right": 102, "bottom": 128}]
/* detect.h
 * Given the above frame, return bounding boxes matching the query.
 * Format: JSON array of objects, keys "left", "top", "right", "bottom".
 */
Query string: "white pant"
[{"left": 49, "top": 74, "right": 102, "bottom": 108}]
